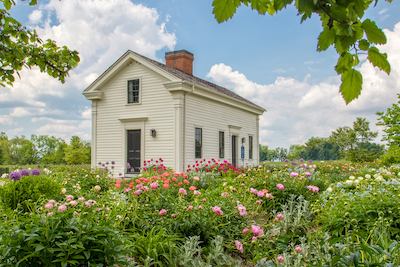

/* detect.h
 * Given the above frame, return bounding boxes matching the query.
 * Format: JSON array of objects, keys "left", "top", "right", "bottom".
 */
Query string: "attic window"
[{"left": 128, "top": 79, "right": 140, "bottom": 104}]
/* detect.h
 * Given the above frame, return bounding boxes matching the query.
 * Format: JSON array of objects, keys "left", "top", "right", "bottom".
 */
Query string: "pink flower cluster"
[
  {"left": 237, "top": 204, "right": 247, "bottom": 216},
  {"left": 194, "top": 190, "right": 201, "bottom": 195},
  {"left": 150, "top": 182, "right": 158, "bottom": 190},
  {"left": 290, "top": 172, "right": 299, "bottom": 177},
  {"left": 257, "top": 191, "right": 265, "bottom": 197},
  {"left": 235, "top": 240, "right": 243, "bottom": 253},
  {"left": 274, "top": 213, "right": 284, "bottom": 221},
  {"left": 265, "top": 193, "right": 274, "bottom": 199},
  {"left": 276, "top": 184, "right": 284, "bottom": 190},
  {"left": 221, "top": 192, "right": 229, "bottom": 197},
  {"left": 250, "top": 188, "right": 258, "bottom": 194},
  {"left": 212, "top": 206, "right": 223, "bottom": 215},
  {"left": 159, "top": 209, "right": 167, "bottom": 215},
  {"left": 251, "top": 225, "right": 264, "bottom": 237},
  {"left": 307, "top": 185, "right": 319, "bottom": 192},
  {"left": 179, "top": 188, "right": 187, "bottom": 195}
]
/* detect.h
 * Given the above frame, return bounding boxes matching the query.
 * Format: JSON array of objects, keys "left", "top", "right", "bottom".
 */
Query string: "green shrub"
[
  {"left": 0, "top": 175, "right": 61, "bottom": 211},
  {"left": 0, "top": 213, "right": 135, "bottom": 267},
  {"left": 381, "top": 145, "right": 400, "bottom": 165}
]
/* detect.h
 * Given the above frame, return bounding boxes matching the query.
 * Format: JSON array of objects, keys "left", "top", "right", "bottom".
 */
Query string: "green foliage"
[
  {"left": 377, "top": 94, "right": 400, "bottom": 147},
  {"left": 381, "top": 144, "right": 400, "bottom": 165},
  {"left": 0, "top": 174, "right": 61, "bottom": 212},
  {"left": 64, "top": 136, "right": 91, "bottom": 165},
  {"left": 127, "top": 227, "right": 183, "bottom": 266},
  {"left": 177, "top": 235, "right": 242, "bottom": 267},
  {"left": 0, "top": 0, "right": 79, "bottom": 86},
  {"left": 0, "top": 213, "right": 135, "bottom": 267},
  {"left": 212, "top": 0, "right": 392, "bottom": 104},
  {"left": 330, "top": 118, "right": 380, "bottom": 162}
]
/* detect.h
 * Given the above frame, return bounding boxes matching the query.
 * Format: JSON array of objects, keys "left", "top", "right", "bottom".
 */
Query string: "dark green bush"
[{"left": 0, "top": 175, "right": 61, "bottom": 211}]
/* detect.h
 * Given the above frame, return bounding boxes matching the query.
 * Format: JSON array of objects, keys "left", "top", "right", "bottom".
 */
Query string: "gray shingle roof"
[{"left": 131, "top": 50, "right": 265, "bottom": 111}]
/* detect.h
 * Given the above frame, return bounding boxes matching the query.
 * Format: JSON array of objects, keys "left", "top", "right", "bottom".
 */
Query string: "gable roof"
[
  {"left": 83, "top": 50, "right": 265, "bottom": 112},
  {"left": 131, "top": 51, "right": 265, "bottom": 111}
]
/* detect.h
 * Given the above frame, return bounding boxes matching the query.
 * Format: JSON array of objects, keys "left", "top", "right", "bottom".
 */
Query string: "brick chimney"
[{"left": 165, "top": 50, "right": 194, "bottom": 75}]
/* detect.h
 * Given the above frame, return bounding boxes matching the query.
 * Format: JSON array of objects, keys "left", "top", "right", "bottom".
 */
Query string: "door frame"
[
  {"left": 119, "top": 117, "right": 147, "bottom": 177},
  {"left": 127, "top": 129, "right": 141, "bottom": 174}
]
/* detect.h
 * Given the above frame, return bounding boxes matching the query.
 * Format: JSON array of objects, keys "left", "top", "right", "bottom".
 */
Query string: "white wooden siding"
[
  {"left": 95, "top": 60, "right": 176, "bottom": 176},
  {"left": 184, "top": 93, "right": 259, "bottom": 169}
]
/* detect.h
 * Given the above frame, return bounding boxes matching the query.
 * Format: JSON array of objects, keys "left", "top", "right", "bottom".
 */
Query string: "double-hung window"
[
  {"left": 127, "top": 79, "right": 140, "bottom": 104},
  {"left": 195, "top": 128, "right": 202, "bottom": 158},
  {"left": 249, "top": 135, "right": 253, "bottom": 159},
  {"left": 219, "top": 131, "right": 224, "bottom": 158}
]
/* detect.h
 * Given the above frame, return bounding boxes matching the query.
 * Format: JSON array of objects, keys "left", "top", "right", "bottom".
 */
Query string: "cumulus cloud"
[
  {"left": 0, "top": 0, "right": 176, "bottom": 140},
  {"left": 207, "top": 22, "right": 400, "bottom": 148}
]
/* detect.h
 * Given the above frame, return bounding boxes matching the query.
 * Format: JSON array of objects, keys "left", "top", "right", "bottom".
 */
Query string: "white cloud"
[
  {"left": 206, "top": 22, "right": 400, "bottom": 149},
  {"left": 28, "top": 9, "right": 42, "bottom": 24},
  {"left": 7, "top": 127, "right": 24, "bottom": 135},
  {"left": 0, "top": 115, "right": 13, "bottom": 125},
  {"left": 0, "top": 0, "right": 176, "bottom": 141}
]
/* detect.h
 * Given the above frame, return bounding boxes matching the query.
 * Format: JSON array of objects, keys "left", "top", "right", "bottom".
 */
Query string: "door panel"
[{"left": 127, "top": 130, "right": 141, "bottom": 173}]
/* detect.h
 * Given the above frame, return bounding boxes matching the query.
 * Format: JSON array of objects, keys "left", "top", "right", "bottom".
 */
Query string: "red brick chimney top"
[{"left": 165, "top": 50, "right": 194, "bottom": 75}]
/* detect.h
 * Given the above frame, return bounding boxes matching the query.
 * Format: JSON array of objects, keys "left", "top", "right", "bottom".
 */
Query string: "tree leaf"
[
  {"left": 335, "top": 52, "right": 354, "bottom": 74},
  {"left": 367, "top": 46, "right": 390, "bottom": 74},
  {"left": 317, "top": 27, "right": 336, "bottom": 51},
  {"left": 358, "top": 39, "right": 370, "bottom": 50},
  {"left": 340, "top": 69, "right": 363, "bottom": 104},
  {"left": 249, "top": 0, "right": 271, "bottom": 14},
  {"left": 212, "top": 0, "right": 242, "bottom": 23},
  {"left": 362, "top": 19, "right": 387, "bottom": 44}
]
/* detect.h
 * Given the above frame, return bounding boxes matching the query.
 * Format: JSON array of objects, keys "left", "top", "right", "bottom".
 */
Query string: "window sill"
[{"left": 125, "top": 103, "right": 141, "bottom": 106}]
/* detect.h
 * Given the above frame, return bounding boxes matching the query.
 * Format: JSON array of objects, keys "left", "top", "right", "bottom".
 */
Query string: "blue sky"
[{"left": 1, "top": 0, "right": 400, "bottom": 149}]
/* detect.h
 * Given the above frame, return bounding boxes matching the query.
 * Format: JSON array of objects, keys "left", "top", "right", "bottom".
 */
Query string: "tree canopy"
[
  {"left": 212, "top": 0, "right": 392, "bottom": 104},
  {"left": 0, "top": 0, "right": 79, "bottom": 86}
]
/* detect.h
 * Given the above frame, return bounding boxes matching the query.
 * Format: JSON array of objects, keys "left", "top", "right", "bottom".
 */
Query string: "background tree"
[
  {"left": 377, "top": 94, "right": 400, "bottom": 164},
  {"left": 275, "top": 147, "right": 288, "bottom": 162},
  {"left": 212, "top": 0, "right": 391, "bottom": 104},
  {"left": 0, "top": 0, "right": 79, "bottom": 86},
  {"left": 329, "top": 117, "right": 381, "bottom": 162},
  {"left": 64, "top": 136, "right": 91, "bottom": 165},
  {"left": 298, "top": 136, "right": 341, "bottom": 160},
  {"left": 287, "top": 144, "right": 304, "bottom": 160}
]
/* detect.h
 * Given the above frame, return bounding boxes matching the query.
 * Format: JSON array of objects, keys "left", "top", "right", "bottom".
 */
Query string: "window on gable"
[
  {"left": 249, "top": 135, "right": 253, "bottom": 159},
  {"left": 127, "top": 79, "right": 140, "bottom": 104},
  {"left": 219, "top": 131, "right": 224, "bottom": 158},
  {"left": 195, "top": 128, "right": 202, "bottom": 158}
]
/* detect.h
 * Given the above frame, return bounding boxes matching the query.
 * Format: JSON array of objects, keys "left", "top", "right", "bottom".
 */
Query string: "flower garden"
[{"left": 0, "top": 158, "right": 399, "bottom": 267}]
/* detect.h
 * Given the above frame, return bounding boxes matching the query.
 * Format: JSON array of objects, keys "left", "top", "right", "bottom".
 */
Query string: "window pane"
[
  {"left": 128, "top": 79, "right": 139, "bottom": 103},
  {"left": 249, "top": 136, "right": 253, "bottom": 159},
  {"left": 219, "top": 131, "right": 224, "bottom": 158},
  {"left": 195, "top": 128, "right": 202, "bottom": 158}
]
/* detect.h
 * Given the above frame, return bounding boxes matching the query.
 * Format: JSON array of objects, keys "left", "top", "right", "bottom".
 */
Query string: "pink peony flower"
[
  {"left": 276, "top": 183, "right": 284, "bottom": 190},
  {"left": 256, "top": 200, "right": 262, "bottom": 205},
  {"left": 193, "top": 176, "right": 200, "bottom": 181},
  {"left": 278, "top": 213, "right": 284, "bottom": 220},
  {"left": 94, "top": 185, "right": 101, "bottom": 191},
  {"left": 78, "top": 197, "right": 85, "bottom": 202},
  {"left": 134, "top": 190, "right": 141, "bottom": 195},
  {"left": 179, "top": 188, "right": 187, "bottom": 195},
  {"left": 243, "top": 228, "right": 248, "bottom": 234},
  {"left": 212, "top": 206, "right": 223, "bottom": 215},
  {"left": 58, "top": 205, "right": 67, "bottom": 212},
  {"left": 305, "top": 172, "right": 311, "bottom": 176},
  {"left": 198, "top": 205, "right": 203, "bottom": 209},
  {"left": 221, "top": 192, "right": 229, "bottom": 197},
  {"left": 277, "top": 256, "right": 284, "bottom": 262},
  {"left": 150, "top": 182, "right": 159, "bottom": 190},
  {"left": 274, "top": 218, "right": 279, "bottom": 222},
  {"left": 172, "top": 214, "right": 175, "bottom": 217},
  {"left": 194, "top": 190, "right": 201, "bottom": 195},
  {"left": 159, "top": 209, "right": 167, "bottom": 215},
  {"left": 48, "top": 200, "right": 56, "bottom": 204},
  {"left": 250, "top": 188, "right": 258, "bottom": 194},
  {"left": 235, "top": 240, "right": 244, "bottom": 253},
  {"left": 70, "top": 201, "right": 78, "bottom": 207},
  {"left": 66, "top": 195, "right": 74, "bottom": 201},
  {"left": 61, "top": 188, "right": 67, "bottom": 194},
  {"left": 124, "top": 188, "right": 132, "bottom": 193},
  {"left": 188, "top": 206, "right": 193, "bottom": 210},
  {"left": 290, "top": 172, "right": 299, "bottom": 177},
  {"left": 237, "top": 204, "right": 247, "bottom": 216},
  {"left": 251, "top": 225, "right": 264, "bottom": 236},
  {"left": 252, "top": 236, "right": 258, "bottom": 241},
  {"left": 295, "top": 246, "right": 302, "bottom": 252},
  {"left": 45, "top": 203, "right": 53, "bottom": 210},
  {"left": 203, "top": 198, "right": 207, "bottom": 202},
  {"left": 257, "top": 191, "right": 265, "bottom": 197}
]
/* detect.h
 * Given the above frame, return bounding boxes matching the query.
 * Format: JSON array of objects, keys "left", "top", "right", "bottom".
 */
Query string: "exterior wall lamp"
[{"left": 150, "top": 129, "right": 156, "bottom": 137}]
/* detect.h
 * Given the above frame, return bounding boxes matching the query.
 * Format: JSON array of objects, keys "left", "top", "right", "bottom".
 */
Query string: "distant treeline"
[
  {"left": 260, "top": 118, "right": 385, "bottom": 163},
  {"left": 0, "top": 132, "right": 91, "bottom": 165}
]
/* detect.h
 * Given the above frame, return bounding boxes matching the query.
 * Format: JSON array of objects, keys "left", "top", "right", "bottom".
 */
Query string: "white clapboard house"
[{"left": 83, "top": 50, "right": 265, "bottom": 175}]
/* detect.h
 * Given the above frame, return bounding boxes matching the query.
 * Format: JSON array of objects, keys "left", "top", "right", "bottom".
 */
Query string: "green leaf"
[
  {"left": 213, "top": 0, "right": 242, "bottom": 23},
  {"left": 335, "top": 53, "right": 354, "bottom": 74},
  {"left": 3, "top": 0, "right": 13, "bottom": 10},
  {"left": 29, "top": 0, "right": 38, "bottom": 5},
  {"left": 358, "top": 39, "right": 370, "bottom": 50},
  {"left": 367, "top": 46, "right": 390, "bottom": 74},
  {"left": 249, "top": 0, "right": 270, "bottom": 14},
  {"left": 317, "top": 27, "right": 336, "bottom": 51},
  {"left": 340, "top": 69, "right": 363, "bottom": 104},
  {"left": 362, "top": 19, "right": 387, "bottom": 44}
]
